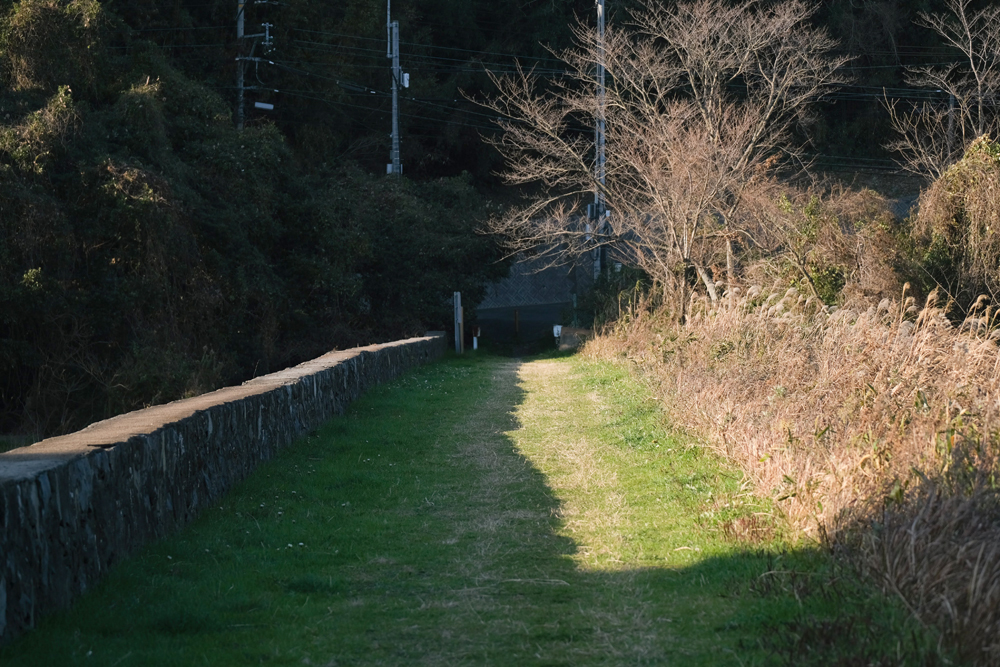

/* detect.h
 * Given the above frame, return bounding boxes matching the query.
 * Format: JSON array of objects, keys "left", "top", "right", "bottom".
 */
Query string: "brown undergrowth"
[{"left": 584, "top": 286, "right": 1000, "bottom": 665}]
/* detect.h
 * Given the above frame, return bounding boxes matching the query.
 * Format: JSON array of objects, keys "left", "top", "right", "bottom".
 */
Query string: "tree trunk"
[
  {"left": 788, "top": 251, "right": 821, "bottom": 301},
  {"left": 678, "top": 265, "right": 689, "bottom": 324},
  {"left": 726, "top": 237, "right": 737, "bottom": 310},
  {"left": 694, "top": 263, "right": 719, "bottom": 303}
]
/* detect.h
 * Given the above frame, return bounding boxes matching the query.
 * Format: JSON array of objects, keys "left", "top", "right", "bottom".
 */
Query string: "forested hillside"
[
  {"left": 0, "top": 0, "right": 524, "bottom": 438},
  {"left": 0, "top": 0, "right": 980, "bottom": 438}
]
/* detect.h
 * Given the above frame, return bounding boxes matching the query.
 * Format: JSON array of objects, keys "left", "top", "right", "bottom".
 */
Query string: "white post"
[{"left": 453, "top": 292, "right": 462, "bottom": 353}]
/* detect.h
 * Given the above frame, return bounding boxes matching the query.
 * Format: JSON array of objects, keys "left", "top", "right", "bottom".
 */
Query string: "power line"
[
  {"left": 130, "top": 25, "right": 229, "bottom": 32},
  {"left": 106, "top": 43, "right": 228, "bottom": 49},
  {"left": 98, "top": 16, "right": 993, "bottom": 174},
  {"left": 268, "top": 58, "right": 518, "bottom": 119},
  {"left": 290, "top": 27, "right": 564, "bottom": 64},
  {"left": 288, "top": 38, "right": 566, "bottom": 75},
  {"left": 269, "top": 58, "right": 537, "bottom": 75},
  {"left": 276, "top": 89, "right": 499, "bottom": 132}
]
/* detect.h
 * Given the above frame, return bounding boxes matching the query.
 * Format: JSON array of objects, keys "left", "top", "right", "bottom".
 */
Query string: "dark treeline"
[
  {"left": 0, "top": 0, "right": 980, "bottom": 438},
  {"left": 0, "top": 0, "right": 520, "bottom": 438}
]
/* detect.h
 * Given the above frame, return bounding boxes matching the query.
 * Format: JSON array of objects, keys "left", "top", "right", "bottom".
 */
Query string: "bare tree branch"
[
  {"left": 479, "top": 0, "right": 846, "bottom": 319},
  {"left": 887, "top": 0, "right": 1000, "bottom": 177}
]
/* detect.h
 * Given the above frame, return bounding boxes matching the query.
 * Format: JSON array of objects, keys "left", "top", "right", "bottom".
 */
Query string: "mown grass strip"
[
  {"left": 507, "top": 356, "right": 950, "bottom": 666},
  {"left": 0, "top": 353, "right": 947, "bottom": 665}
]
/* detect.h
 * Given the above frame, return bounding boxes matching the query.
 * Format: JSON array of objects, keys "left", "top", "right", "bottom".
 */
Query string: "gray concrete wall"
[
  {"left": 0, "top": 334, "right": 446, "bottom": 643},
  {"left": 478, "top": 252, "right": 595, "bottom": 310}
]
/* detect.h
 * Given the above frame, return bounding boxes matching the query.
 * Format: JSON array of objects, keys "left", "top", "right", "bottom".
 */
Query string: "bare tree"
[
  {"left": 482, "top": 0, "right": 846, "bottom": 319},
  {"left": 887, "top": 0, "right": 1000, "bottom": 179}
]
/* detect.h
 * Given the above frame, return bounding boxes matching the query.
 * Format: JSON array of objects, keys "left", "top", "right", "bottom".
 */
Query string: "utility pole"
[
  {"left": 236, "top": 1, "right": 278, "bottom": 128},
  {"left": 593, "top": 0, "right": 607, "bottom": 278},
  {"left": 236, "top": 0, "right": 245, "bottom": 130},
  {"left": 387, "top": 1, "right": 402, "bottom": 175}
]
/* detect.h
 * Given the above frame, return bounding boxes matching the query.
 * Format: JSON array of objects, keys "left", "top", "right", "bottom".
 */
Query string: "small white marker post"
[{"left": 453, "top": 292, "right": 463, "bottom": 353}]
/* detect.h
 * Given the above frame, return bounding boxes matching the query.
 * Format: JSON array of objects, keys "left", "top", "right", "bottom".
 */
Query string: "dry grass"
[
  {"left": 911, "top": 136, "right": 1000, "bottom": 305},
  {"left": 584, "top": 284, "right": 1000, "bottom": 664},
  {"left": 852, "top": 489, "right": 1000, "bottom": 665}
]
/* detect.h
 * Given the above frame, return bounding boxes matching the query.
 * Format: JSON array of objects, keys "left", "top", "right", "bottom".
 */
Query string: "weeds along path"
[{"left": 0, "top": 355, "right": 944, "bottom": 666}]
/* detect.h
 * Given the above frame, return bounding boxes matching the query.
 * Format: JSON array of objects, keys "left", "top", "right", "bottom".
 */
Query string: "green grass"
[{"left": 0, "top": 353, "right": 950, "bottom": 665}]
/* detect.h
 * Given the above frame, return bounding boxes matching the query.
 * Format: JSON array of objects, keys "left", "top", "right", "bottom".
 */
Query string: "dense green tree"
[{"left": 0, "top": 0, "right": 507, "bottom": 437}]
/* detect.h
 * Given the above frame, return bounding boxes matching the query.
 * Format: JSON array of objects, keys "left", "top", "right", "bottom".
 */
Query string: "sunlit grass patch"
[
  {"left": 512, "top": 358, "right": 781, "bottom": 572},
  {"left": 509, "top": 357, "right": 949, "bottom": 665}
]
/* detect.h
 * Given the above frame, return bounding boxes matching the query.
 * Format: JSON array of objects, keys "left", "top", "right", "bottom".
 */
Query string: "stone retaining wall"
[{"left": 0, "top": 333, "right": 446, "bottom": 643}]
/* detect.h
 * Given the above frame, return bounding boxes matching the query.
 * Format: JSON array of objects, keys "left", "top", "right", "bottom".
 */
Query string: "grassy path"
[{"left": 0, "top": 354, "right": 942, "bottom": 666}]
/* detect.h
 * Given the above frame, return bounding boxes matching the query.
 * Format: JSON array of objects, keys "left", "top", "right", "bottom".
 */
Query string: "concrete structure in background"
[
  {"left": 0, "top": 334, "right": 446, "bottom": 644},
  {"left": 477, "top": 253, "right": 596, "bottom": 343}
]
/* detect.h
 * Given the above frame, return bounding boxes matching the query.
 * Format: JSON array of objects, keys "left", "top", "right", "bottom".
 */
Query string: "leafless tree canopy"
[
  {"left": 887, "top": 0, "right": 1000, "bottom": 179},
  {"left": 481, "top": 0, "right": 847, "bottom": 316}
]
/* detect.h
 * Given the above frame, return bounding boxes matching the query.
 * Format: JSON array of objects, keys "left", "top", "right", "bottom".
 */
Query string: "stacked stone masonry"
[{"left": 0, "top": 334, "right": 446, "bottom": 643}]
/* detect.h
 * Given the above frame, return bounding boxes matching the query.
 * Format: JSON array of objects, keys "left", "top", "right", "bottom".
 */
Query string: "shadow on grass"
[{"left": 0, "top": 354, "right": 948, "bottom": 667}]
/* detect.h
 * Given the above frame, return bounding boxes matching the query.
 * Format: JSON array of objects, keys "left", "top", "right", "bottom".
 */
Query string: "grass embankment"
[
  {"left": 587, "top": 281, "right": 1000, "bottom": 664},
  {"left": 0, "top": 353, "right": 945, "bottom": 665}
]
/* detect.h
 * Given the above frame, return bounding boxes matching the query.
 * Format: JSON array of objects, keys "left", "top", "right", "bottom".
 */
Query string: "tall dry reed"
[{"left": 584, "top": 285, "right": 1000, "bottom": 665}]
